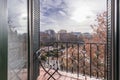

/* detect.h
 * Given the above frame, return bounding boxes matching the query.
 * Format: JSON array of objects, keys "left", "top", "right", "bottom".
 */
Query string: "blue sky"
[{"left": 40, "top": 0, "right": 106, "bottom": 33}]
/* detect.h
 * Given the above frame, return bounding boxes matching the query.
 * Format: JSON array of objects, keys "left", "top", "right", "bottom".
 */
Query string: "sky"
[
  {"left": 40, "top": 0, "right": 107, "bottom": 33},
  {"left": 8, "top": 0, "right": 27, "bottom": 34},
  {"left": 8, "top": 0, "right": 106, "bottom": 34}
]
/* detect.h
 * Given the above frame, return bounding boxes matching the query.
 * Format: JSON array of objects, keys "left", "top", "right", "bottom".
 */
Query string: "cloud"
[
  {"left": 40, "top": 0, "right": 106, "bottom": 33},
  {"left": 8, "top": 0, "right": 27, "bottom": 34},
  {"left": 8, "top": 0, "right": 106, "bottom": 33}
]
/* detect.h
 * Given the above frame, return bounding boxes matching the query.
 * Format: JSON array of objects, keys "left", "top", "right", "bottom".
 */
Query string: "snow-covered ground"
[
  {"left": 59, "top": 70, "right": 104, "bottom": 80},
  {"left": 38, "top": 68, "right": 105, "bottom": 80}
]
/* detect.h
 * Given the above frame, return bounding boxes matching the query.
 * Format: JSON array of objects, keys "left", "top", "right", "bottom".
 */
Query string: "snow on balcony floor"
[{"left": 37, "top": 68, "right": 103, "bottom": 80}]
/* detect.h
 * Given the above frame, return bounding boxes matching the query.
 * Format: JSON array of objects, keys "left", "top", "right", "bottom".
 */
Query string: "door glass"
[
  {"left": 8, "top": 0, "right": 28, "bottom": 80},
  {"left": 39, "top": 0, "right": 108, "bottom": 80}
]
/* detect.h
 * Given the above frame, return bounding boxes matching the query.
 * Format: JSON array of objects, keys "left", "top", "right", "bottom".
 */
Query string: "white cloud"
[
  {"left": 8, "top": 0, "right": 27, "bottom": 34},
  {"left": 70, "top": 6, "right": 94, "bottom": 22},
  {"left": 59, "top": 10, "right": 67, "bottom": 16},
  {"left": 9, "top": 0, "right": 107, "bottom": 33},
  {"left": 40, "top": 0, "right": 106, "bottom": 33}
]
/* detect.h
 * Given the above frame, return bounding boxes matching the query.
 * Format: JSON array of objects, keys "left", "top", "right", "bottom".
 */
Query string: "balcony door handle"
[{"left": 34, "top": 49, "right": 41, "bottom": 61}]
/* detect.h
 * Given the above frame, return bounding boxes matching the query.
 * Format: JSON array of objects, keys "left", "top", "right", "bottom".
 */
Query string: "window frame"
[{"left": 0, "top": 0, "right": 7, "bottom": 80}]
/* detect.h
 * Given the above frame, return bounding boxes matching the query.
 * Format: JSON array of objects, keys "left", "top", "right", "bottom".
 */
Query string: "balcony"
[{"left": 37, "top": 42, "right": 107, "bottom": 80}]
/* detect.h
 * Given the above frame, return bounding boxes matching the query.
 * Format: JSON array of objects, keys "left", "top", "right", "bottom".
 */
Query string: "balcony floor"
[{"left": 37, "top": 68, "right": 102, "bottom": 80}]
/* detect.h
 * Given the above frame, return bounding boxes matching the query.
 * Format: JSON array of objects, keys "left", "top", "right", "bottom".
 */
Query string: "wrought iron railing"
[{"left": 39, "top": 42, "right": 107, "bottom": 79}]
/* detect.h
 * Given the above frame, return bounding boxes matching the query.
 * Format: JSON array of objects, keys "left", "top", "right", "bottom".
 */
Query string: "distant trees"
[
  {"left": 52, "top": 12, "right": 107, "bottom": 77},
  {"left": 40, "top": 12, "right": 107, "bottom": 78},
  {"left": 84, "top": 12, "right": 107, "bottom": 43},
  {"left": 83, "top": 12, "right": 107, "bottom": 77}
]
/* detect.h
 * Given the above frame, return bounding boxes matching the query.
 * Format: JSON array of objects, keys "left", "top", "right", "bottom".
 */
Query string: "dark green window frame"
[
  {"left": 0, "top": 0, "right": 119, "bottom": 80},
  {"left": 0, "top": 0, "right": 7, "bottom": 80}
]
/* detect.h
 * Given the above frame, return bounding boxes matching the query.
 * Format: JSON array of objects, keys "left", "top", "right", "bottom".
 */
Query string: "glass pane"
[
  {"left": 39, "top": 0, "right": 107, "bottom": 80},
  {"left": 8, "top": 0, "right": 28, "bottom": 80}
]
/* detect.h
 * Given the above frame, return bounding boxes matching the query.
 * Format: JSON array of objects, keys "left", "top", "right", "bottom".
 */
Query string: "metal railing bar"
[
  {"left": 77, "top": 44, "right": 80, "bottom": 77},
  {"left": 83, "top": 45, "right": 86, "bottom": 76},
  {"left": 96, "top": 45, "right": 99, "bottom": 78},
  {"left": 90, "top": 44, "right": 92, "bottom": 78},
  {"left": 72, "top": 44, "right": 74, "bottom": 73},
  {"left": 44, "top": 41, "right": 106, "bottom": 45},
  {"left": 104, "top": 44, "right": 107, "bottom": 79},
  {"left": 57, "top": 42, "right": 59, "bottom": 69},
  {"left": 48, "top": 46, "right": 50, "bottom": 66},
  {"left": 66, "top": 42, "right": 68, "bottom": 72}
]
